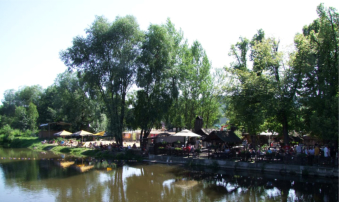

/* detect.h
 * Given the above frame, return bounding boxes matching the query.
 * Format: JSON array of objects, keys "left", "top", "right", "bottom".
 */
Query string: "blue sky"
[{"left": 0, "top": 0, "right": 338, "bottom": 104}]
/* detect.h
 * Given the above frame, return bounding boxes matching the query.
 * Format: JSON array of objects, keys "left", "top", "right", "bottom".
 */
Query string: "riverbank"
[
  {"left": 0, "top": 137, "right": 143, "bottom": 161},
  {"left": 147, "top": 154, "right": 339, "bottom": 178}
]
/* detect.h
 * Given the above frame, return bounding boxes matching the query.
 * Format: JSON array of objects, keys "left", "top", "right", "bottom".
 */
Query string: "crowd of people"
[
  {"left": 212, "top": 141, "right": 338, "bottom": 166},
  {"left": 87, "top": 142, "right": 135, "bottom": 151}
]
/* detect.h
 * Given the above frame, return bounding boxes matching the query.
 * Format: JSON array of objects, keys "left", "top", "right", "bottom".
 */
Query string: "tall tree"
[
  {"left": 135, "top": 21, "right": 179, "bottom": 147},
  {"left": 251, "top": 36, "right": 300, "bottom": 145},
  {"left": 194, "top": 68, "right": 223, "bottom": 129},
  {"left": 37, "top": 85, "right": 58, "bottom": 125},
  {"left": 53, "top": 71, "right": 98, "bottom": 131},
  {"left": 225, "top": 34, "right": 267, "bottom": 138},
  {"left": 179, "top": 41, "right": 212, "bottom": 129},
  {"left": 292, "top": 4, "right": 338, "bottom": 141},
  {"left": 61, "top": 15, "right": 143, "bottom": 144},
  {"left": 225, "top": 30, "right": 301, "bottom": 145}
]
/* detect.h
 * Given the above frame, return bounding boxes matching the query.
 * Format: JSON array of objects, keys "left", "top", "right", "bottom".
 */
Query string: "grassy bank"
[
  {"left": 0, "top": 136, "right": 41, "bottom": 148},
  {"left": 0, "top": 136, "right": 143, "bottom": 161}
]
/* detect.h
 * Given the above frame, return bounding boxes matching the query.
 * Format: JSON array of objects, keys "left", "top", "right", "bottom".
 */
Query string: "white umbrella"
[
  {"left": 170, "top": 130, "right": 201, "bottom": 147},
  {"left": 171, "top": 130, "right": 201, "bottom": 137}
]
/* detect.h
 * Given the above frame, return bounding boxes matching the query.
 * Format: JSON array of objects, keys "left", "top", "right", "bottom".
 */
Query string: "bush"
[
  {"left": 0, "top": 125, "right": 15, "bottom": 143},
  {"left": 0, "top": 125, "right": 37, "bottom": 143},
  {"left": 22, "top": 129, "right": 35, "bottom": 137}
]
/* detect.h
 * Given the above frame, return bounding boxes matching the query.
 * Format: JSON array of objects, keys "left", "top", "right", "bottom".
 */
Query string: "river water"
[{"left": 0, "top": 148, "right": 337, "bottom": 202}]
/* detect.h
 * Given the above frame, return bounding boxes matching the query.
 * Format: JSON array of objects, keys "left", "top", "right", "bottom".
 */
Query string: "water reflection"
[{"left": 0, "top": 148, "right": 337, "bottom": 202}]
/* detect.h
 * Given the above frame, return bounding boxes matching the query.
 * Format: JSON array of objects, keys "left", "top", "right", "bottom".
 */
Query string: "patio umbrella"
[
  {"left": 54, "top": 130, "right": 72, "bottom": 137},
  {"left": 93, "top": 131, "right": 105, "bottom": 136},
  {"left": 171, "top": 130, "right": 201, "bottom": 137},
  {"left": 72, "top": 130, "right": 93, "bottom": 142},
  {"left": 170, "top": 130, "right": 201, "bottom": 147}
]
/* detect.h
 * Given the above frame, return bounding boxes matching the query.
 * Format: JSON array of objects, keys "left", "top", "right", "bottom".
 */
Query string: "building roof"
[{"left": 203, "top": 131, "right": 242, "bottom": 143}]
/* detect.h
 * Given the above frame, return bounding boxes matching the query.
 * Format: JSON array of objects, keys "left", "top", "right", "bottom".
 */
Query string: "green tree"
[
  {"left": 26, "top": 102, "right": 39, "bottom": 131},
  {"left": 37, "top": 85, "right": 58, "bottom": 124},
  {"left": 61, "top": 15, "right": 144, "bottom": 144},
  {"left": 0, "top": 86, "right": 42, "bottom": 131},
  {"left": 178, "top": 41, "right": 212, "bottom": 129},
  {"left": 225, "top": 33, "right": 267, "bottom": 138},
  {"left": 225, "top": 30, "right": 301, "bottom": 145},
  {"left": 252, "top": 36, "right": 301, "bottom": 145},
  {"left": 199, "top": 69, "right": 223, "bottom": 128},
  {"left": 15, "top": 85, "right": 43, "bottom": 107},
  {"left": 13, "top": 106, "right": 28, "bottom": 130},
  {"left": 292, "top": 4, "right": 338, "bottom": 141},
  {"left": 135, "top": 21, "right": 179, "bottom": 146},
  {"left": 53, "top": 71, "right": 97, "bottom": 131},
  {"left": 0, "top": 89, "right": 17, "bottom": 127}
]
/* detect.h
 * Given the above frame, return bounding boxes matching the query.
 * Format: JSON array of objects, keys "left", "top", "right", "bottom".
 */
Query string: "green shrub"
[
  {"left": 12, "top": 129, "right": 22, "bottom": 137},
  {"left": 0, "top": 134, "right": 5, "bottom": 142},
  {"left": 0, "top": 125, "right": 15, "bottom": 143},
  {"left": 22, "top": 129, "right": 34, "bottom": 137}
]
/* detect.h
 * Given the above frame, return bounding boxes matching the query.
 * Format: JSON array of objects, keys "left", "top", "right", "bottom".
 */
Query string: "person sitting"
[
  {"left": 190, "top": 145, "right": 195, "bottom": 153},
  {"left": 224, "top": 147, "right": 230, "bottom": 153},
  {"left": 267, "top": 148, "right": 272, "bottom": 154},
  {"left": 185, "top": 144, "right": 191, "bottom": 153},
  {"left": 128, "top": 145, "right": 131, "bottom": 149},
  {"left": 132, "top": 143, "right": 137, "bottom": 149}
]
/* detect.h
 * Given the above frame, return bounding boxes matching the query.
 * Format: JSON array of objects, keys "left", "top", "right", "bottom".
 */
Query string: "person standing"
[
  {"left": 324, "top": 145, "right": 329, "bottom": 157},
  {"left": 304, "top": 146, "right": 309, "bottom": 155},
  {"left": 314, "top": 144, "right": 320, "bottom": 156},
  {"left": 330, "top": 143, "right": 336, "bottom": 166},
  {"left": 314, "top": 144, "right": 320, "bottom": 165},
  {"left": 296, "top": 144, "right": 302, "bottom": 154}
]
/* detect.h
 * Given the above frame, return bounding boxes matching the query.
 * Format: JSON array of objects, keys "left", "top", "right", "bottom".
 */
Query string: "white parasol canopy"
[{"left": 171, "top": 129, "right": 201, "bottom": 137}]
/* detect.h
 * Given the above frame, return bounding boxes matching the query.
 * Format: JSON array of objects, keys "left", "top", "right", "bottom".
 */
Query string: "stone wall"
[{"left": 148, "top": 155, "right": 338, "bottom": 178}]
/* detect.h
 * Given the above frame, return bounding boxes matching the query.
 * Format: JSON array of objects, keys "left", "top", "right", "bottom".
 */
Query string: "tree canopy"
[{"left": 0, "top": 4, "right": 337, "bottom": 145}]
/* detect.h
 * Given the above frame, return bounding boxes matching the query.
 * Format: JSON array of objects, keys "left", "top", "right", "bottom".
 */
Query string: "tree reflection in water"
[{"left": 0, "top": 148, "right": 337, "bottom": 202}]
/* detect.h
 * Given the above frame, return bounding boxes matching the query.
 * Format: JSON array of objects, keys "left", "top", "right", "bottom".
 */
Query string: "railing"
[
  {"left": 152, "top": 147, "right": 337, "bottom": 167},
  {"left": 208, "top": 151, "right": 337, "bottom": 167}
]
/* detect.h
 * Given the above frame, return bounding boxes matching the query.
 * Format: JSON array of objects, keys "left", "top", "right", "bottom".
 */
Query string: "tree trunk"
[
  {"left": 120, "top": 90, "right": 126, "bottom": 146},
  {"left": 282, "top": 114, "right": 289, "bottom": 146},
  {"left": 140, "top": 128, "right": 144, "bottom": 150}
]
